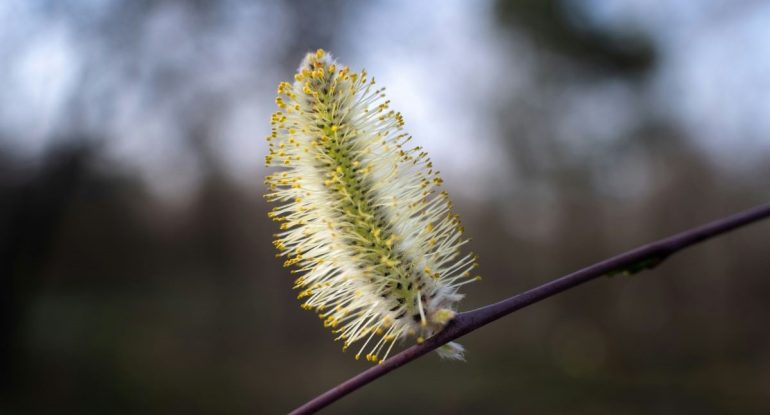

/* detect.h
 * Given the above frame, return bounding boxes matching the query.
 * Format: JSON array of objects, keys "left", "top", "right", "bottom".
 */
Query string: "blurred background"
[{"left": 2, "top": 0, "right": 769, "bottom": 413}]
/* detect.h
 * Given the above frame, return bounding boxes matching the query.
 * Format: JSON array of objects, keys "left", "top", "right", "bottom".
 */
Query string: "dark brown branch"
[{"left": 289, "top": 202, "right": 770, "bottom": 415}]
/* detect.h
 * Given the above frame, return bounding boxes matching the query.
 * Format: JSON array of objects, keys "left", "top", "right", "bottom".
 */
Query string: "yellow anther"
[{"left": 431, "top": 308, "right": 456, "bottom": 325}]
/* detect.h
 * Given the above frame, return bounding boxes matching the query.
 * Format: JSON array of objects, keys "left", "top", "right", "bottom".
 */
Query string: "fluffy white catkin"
[{"left": 265, "top": 49, "right": 479, "bottom": 363}]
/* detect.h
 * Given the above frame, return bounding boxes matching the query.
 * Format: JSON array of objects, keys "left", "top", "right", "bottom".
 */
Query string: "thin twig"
[{"left": 289, "top": 202, "right": 770, "bottom": 414}]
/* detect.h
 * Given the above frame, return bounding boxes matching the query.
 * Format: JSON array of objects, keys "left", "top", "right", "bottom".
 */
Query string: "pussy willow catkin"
[{"left": 265, "top": 49, "right": 479, "bottom": 363}]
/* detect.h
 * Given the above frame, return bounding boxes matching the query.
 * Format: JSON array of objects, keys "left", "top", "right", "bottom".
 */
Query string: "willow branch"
[{"left": 290, "top": 202, "right": 770, "bottom": 415}]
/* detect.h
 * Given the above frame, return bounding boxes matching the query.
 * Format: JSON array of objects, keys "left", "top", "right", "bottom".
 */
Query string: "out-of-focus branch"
[{"left": 289, "top": 202, "right": 770, "bottom": 415}]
